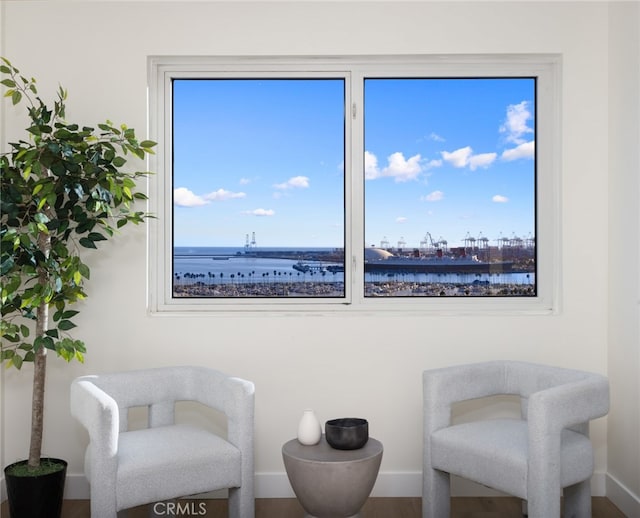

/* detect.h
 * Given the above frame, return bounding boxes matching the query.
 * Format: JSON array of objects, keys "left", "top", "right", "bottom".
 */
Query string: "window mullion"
[{"left": 349, "top": 69, "right": 366, "bottom": 305}]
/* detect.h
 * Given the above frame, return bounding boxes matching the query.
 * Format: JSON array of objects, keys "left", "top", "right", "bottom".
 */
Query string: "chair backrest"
[
  {"left": 503, "top": 362, "right": 600, "bottom": 427},
  {"left": 77, "top": 366, "right": 248, "bottom": 431},
  {"left": 424, "top": 361, "right": 609, "bottom": 434}
]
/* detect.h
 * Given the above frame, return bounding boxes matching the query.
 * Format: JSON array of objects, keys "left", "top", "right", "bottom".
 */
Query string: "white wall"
[
  {"left": 607, "top": 2, "right": 640, "bottom": 516},
  {"left": 1, "top": 0, "right": 638, "bottom": 509}
]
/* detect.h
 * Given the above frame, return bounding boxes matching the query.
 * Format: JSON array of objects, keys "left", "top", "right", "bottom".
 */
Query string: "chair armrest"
[
  {"left": 71, "top": 378, "right": 120, "bottom": 456},
  {"left": 528, "top": 374, "right": 609, "bottom": 437},
  {"left": 526, "top": 374, "right": 608, "bottom": 501},
  {"left": 210, "top": 374, "right": 255, "bottom": 499},
  {"left": 220, "top": 376, "right": 255, "bottom": 449},
  {"left": 70, "top": 378, "right": 119, "bottom": 506}
]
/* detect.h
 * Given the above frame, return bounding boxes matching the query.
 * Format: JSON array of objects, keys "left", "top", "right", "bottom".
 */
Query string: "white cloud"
[
  {"left": 365, "top": 151, "right": 424, "bottom": 182},
  {"left": 174, "top": 187, "right": 208, "bottom": 207},
  {"left": 502, "top": 140, "right": 535, "bottom": 161},
  {"left": 274, "top": 175, "right": 310, "bottom": 190},
  {"left": 441, "top": 146, "right": 473, "bottom": 168},
  {"left": 441, "top": 147, "right": 498, "bottom": 171},
  {"left": 429, "top": 132, "right": 445, "bottom": 142},
  {"left": 204, "top": 188, "right": 246, "bottom": 201},
  {"left": 492, "top": 194, "right": 509, "bottom": 203},
  {"left": 383, "top": 152, "right": 423, "bottom": 182},
  {"left": 243, "top": 208, "right": 275, "bottom": 216},
  {"left": 239, "top": 178, "right": 251, "bottom": 185},
  {"left": 396, "top": 216, "right": 408, "bottom": 223},
  {"left": 422, "top": 190, "right": 444, "bottom": 202},
  {"left": 365, "top": 151, "right": 381, "bottom": 179},
  {"left": 500, "top": 101, "right": 534, "bottom": 144},
  {"left": 469, "top": 152, "right": 498, "bottom": 171},
  {"left": 174, "top": 187, "right": 246, "bottom": 207}
]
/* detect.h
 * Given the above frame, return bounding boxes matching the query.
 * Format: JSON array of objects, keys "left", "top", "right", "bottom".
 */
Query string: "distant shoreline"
[{"left": 174, "top": 280, "right": 535, "bottom": 298}]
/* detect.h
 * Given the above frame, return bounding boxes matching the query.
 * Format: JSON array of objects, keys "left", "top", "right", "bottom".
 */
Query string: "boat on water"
[
  {"left": 364, "top": 248, "right": 513, "bottom": 274},
  {"left": 293, "top": 261, "right": 310, "bottom": 273}
]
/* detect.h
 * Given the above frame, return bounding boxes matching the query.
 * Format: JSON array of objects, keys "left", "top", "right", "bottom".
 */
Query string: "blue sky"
[{"left": 173, "top": 77, "right": 535, "bottom": 249}]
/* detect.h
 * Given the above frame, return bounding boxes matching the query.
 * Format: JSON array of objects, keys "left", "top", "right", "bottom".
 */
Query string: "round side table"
[{"left": 282, "top": 435, "right": 383, "bottom": 518}]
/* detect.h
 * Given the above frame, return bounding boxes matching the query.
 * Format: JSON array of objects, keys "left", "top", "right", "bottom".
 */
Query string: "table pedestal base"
[{"left": 283, "top": 436, "right": 383, "bottom": 518}]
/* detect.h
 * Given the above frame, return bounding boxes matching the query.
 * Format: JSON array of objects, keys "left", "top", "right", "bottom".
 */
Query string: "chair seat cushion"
[
  {"left": 93, "top": 424, "right": 241, "bottom": 510},
  {"left": 430, "top": 419, "right": 593, "bottom": 498}
]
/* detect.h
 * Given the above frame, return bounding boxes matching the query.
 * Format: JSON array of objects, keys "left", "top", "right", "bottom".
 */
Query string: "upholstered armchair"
[
  {"left": 71, "top": 366, "right": 255, "bottom": 518},
  {"left": 423, "top": 361, "right": 609, "bottom": 518}
]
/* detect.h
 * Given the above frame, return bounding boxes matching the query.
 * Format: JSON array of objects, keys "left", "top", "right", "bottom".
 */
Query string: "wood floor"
[{"left": 1, "top": 497, "right": 627, "bottom": 518}]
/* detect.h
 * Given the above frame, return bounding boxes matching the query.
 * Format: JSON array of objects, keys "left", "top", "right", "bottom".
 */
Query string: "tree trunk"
[
  {"left": 28, "top": 231, "right": 51, "bottom": 469},
  {"left": 28, "top": 338, "right": 47, "bottom": 468}
]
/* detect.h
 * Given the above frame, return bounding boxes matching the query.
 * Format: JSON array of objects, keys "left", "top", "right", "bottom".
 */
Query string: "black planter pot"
[{"left": 4, "top": 458, "right": 67, "bottom": 518}]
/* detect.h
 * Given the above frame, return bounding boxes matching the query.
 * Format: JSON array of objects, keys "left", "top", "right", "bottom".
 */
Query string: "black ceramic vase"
[{"left": 4, "top": 458, "right": 67, "bottom": 518}]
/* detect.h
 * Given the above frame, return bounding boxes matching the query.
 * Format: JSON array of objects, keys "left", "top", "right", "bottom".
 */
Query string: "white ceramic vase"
[{"left": 297, "top": 409, "right": 322, "bottom": 445}]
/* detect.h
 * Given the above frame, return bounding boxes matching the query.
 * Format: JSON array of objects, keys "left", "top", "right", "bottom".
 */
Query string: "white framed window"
[{"left": 147, "top": 55, "right": 561, "bottom": 315}]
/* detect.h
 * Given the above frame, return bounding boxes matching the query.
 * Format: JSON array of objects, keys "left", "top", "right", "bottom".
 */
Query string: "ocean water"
[{"left": 173, "top": 247, "right": 535, "bottom": 287}]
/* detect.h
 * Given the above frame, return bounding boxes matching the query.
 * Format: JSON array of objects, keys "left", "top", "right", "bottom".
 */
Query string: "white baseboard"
[
  {"left": 254, "top": 471, "right": 611, "bottom": 499},
  {"left": 1, "top": 470, "right": 611, "bottom": 503},
  {"left": 0, "top": 470, "right": 620, "bottom": 505},
  {"left": 607, "top": 472, "right": 640, "bottom": 518}
]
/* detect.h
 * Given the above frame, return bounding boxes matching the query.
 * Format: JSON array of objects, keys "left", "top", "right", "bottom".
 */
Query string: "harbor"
[
  {"left": 173, "top": 233, "right": 536, "bottom": 298},
  {"left": 173, "top": 248, "right": 535, "bottom": 298}
]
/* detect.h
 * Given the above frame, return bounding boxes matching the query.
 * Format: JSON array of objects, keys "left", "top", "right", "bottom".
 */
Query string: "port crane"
[
  {"left": 420, "top": 232, "right": 447, "bottom": 252},
  {"left": 420, "top": 232, "right": 439, "bottom": 253},
  {"left": 244, "top": 232, "right": 257, "bottom": 252}
]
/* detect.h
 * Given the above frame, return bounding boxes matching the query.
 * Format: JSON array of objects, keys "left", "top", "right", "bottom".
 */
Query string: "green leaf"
[
  {"left": 78, "top": 263, "right": 90, "bottom": 280},
  {"left": 58, "top": 320, "right": 76, "bottom": 331},
  {"left": 42, "top": 336, "right": 55, "bottom": 350},
  {"left": 33, "top": 336, "right": 45, "bottom": 352},
  {"left": 10, "top": 355, "right": 23, "bottom": 369},
  {"left": 78, "top": 237, "right": 97, "bottom": 249},
  {"left": 1, "top": 350, "right": 15, "bottom": 361},
  {"left": 112, "top": 156, "right": 126, "bottom": 168},
  {"left": 87, "top": 232, "right": 107, "bottom": 242},
  {"left": 1, "top": 79, "right": 16, "bottom": 88},
  {"left": 22, "top": 164, "right": 32, "bottom": 179},
  {"left": 1, "top": 256, "right": 15, "bottom": 276}
]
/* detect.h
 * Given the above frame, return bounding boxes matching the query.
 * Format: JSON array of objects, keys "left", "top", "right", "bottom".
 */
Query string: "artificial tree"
[{"left": 0, "top": 58, "right": 155, "bottom": 473}]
